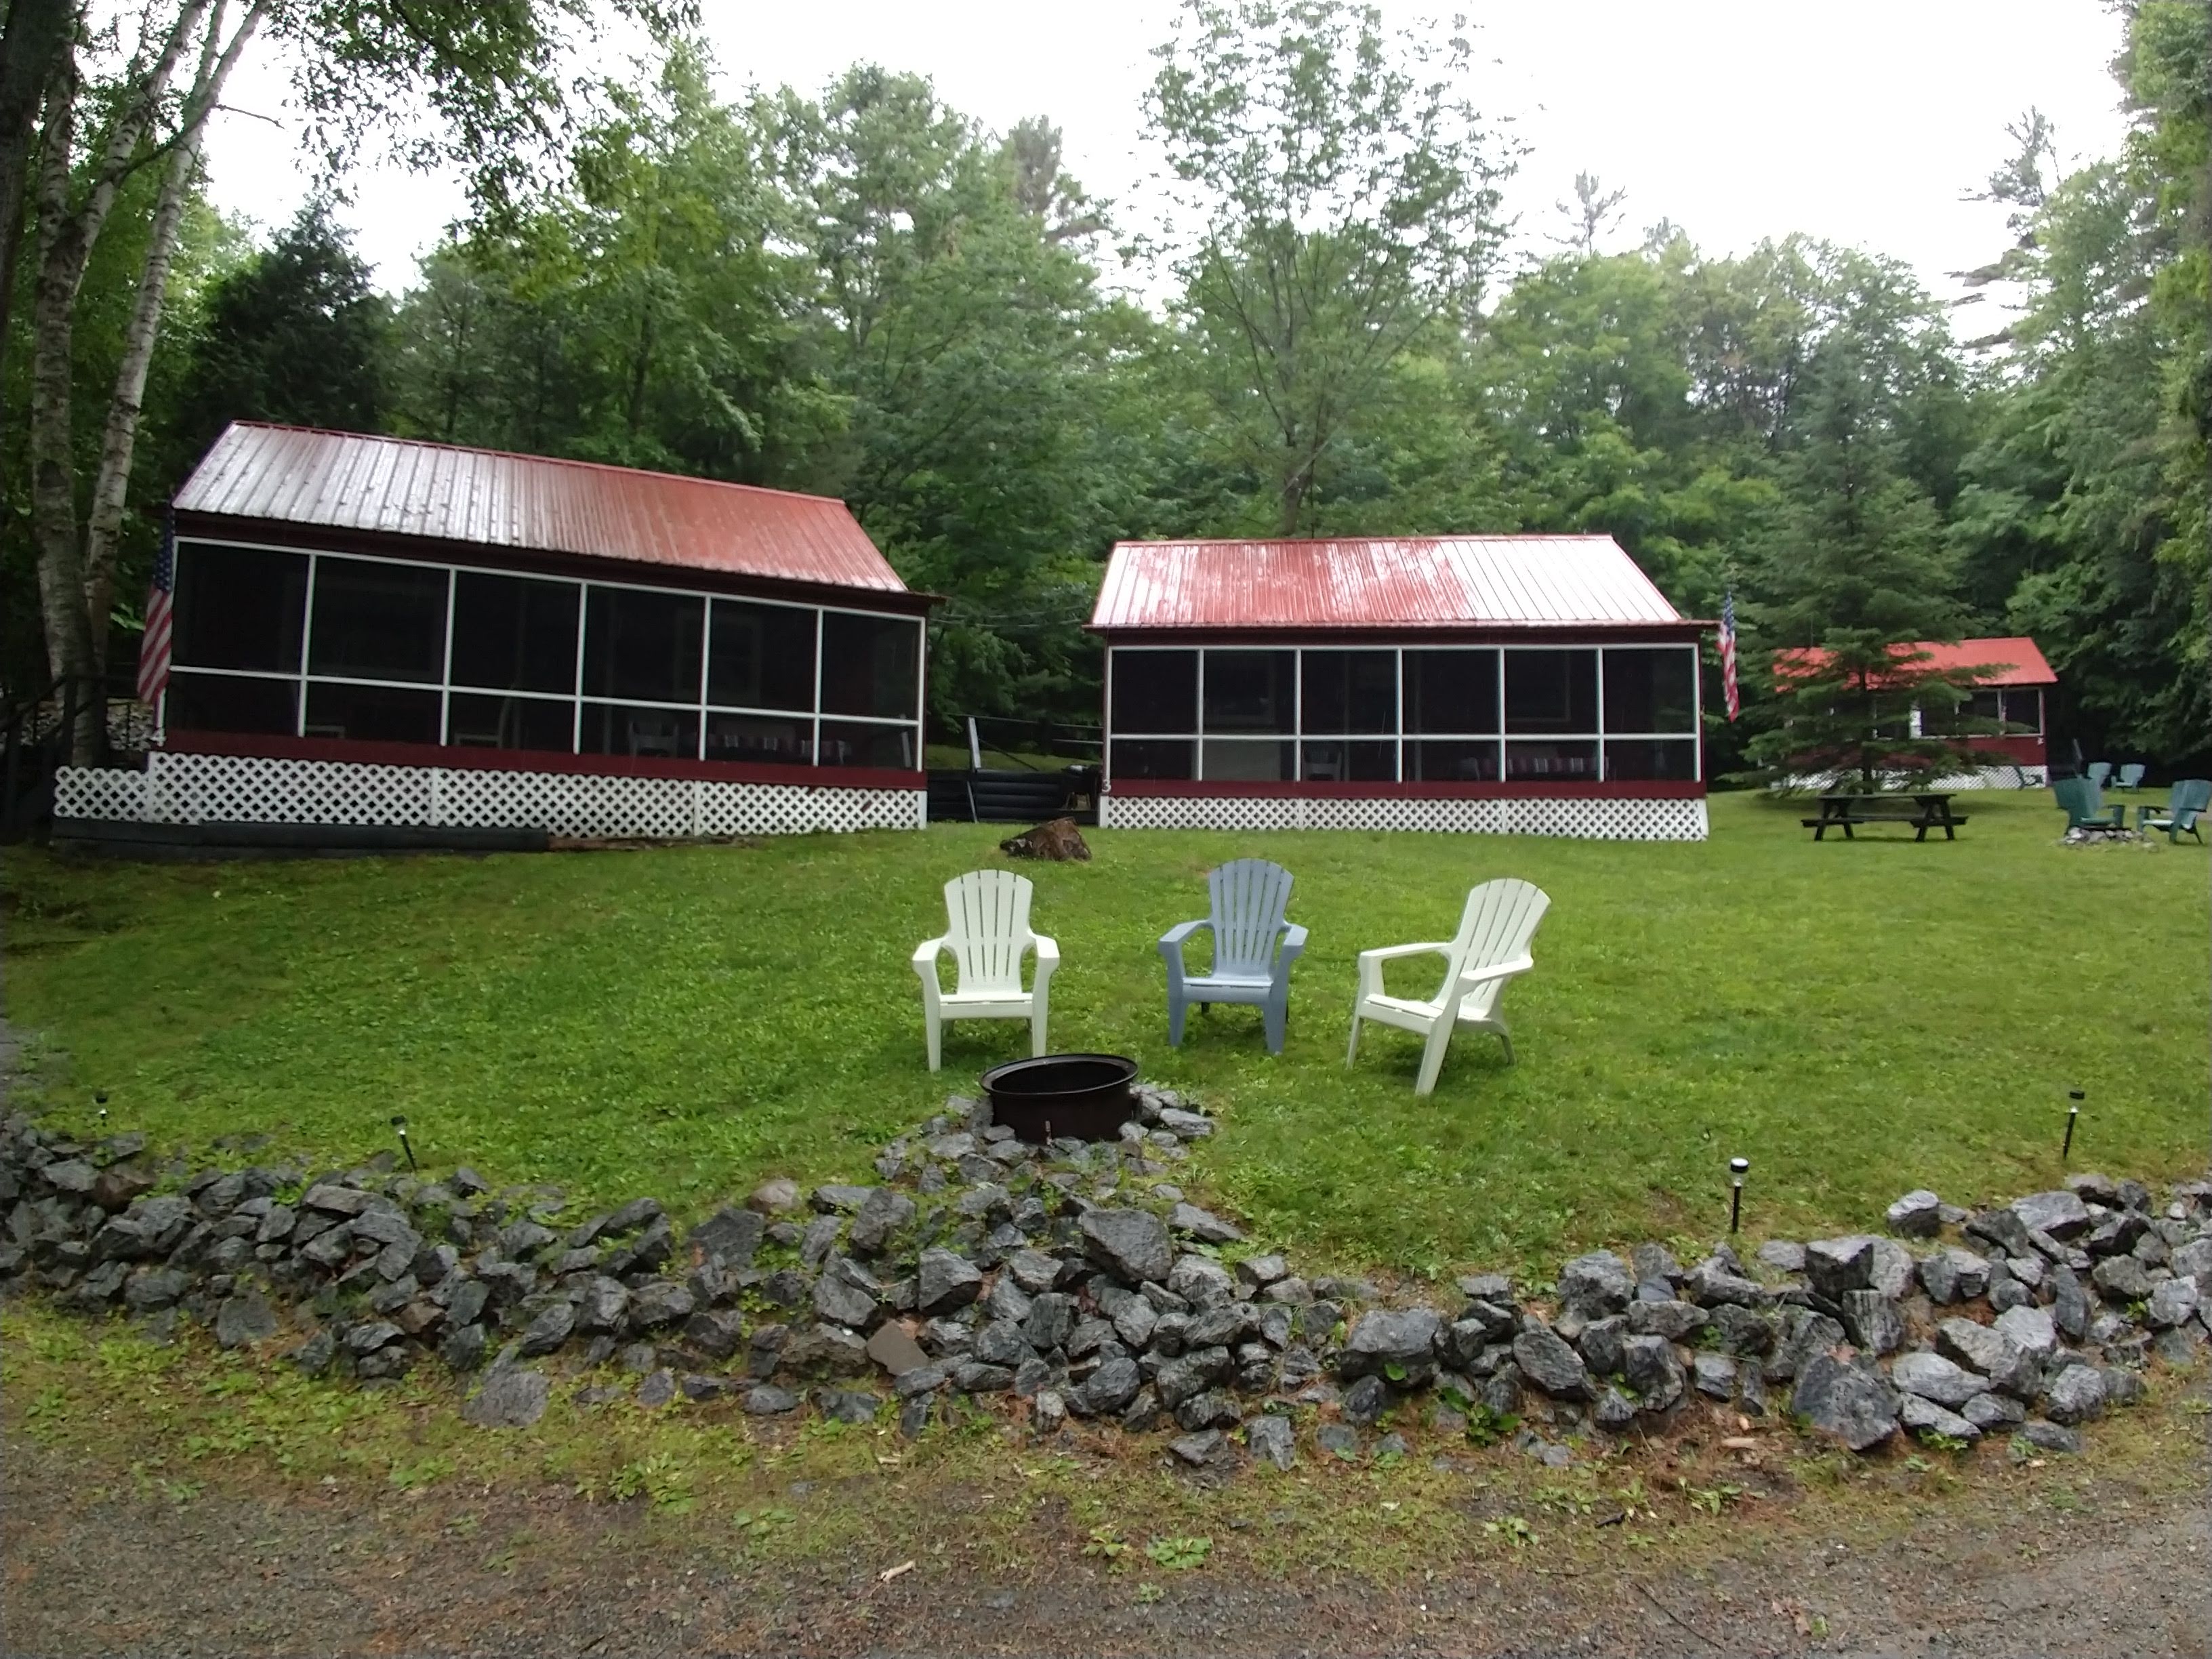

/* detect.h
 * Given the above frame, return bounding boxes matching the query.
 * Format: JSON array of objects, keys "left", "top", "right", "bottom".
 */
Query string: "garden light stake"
[
  {"left": 2064, "top": 1090, "right": 2082, "bottom": 1161},
  {"left": 392, "top": 1115, "right": 418, "bottom": 1172},
  {"left": 1729, "top": 1157, "right": 1748, "bottom": 1233}
]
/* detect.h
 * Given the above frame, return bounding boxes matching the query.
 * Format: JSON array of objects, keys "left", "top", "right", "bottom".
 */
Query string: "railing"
[
  {"left": 944, "top": 714, "right": 1103, "bottom": 773},
  {"left": 0, "top": 677, "right": 155, "bottom": 842}
]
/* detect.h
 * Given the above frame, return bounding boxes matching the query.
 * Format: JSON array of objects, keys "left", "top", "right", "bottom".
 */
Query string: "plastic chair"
[
  {"left": 1347, "top": 878, "right": 1551, "bottom": 1095},
  {"left": 912, "top": 871, "right": 1059, "bottom": 1070},
  {"left": 1159, "top": 859, "right": 1307, "bottom": 1055},
  {"left": 2140, "top": 779, "right": 2211, "bottom": 843}
]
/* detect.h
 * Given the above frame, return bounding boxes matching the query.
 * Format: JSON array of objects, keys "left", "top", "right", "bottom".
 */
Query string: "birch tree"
[{"left": 19, "top": 0, "right": 688, "bottom": 761}]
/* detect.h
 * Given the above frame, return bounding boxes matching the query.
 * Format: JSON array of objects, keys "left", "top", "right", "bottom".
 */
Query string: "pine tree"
[
  {"left": 1741, "top": 337, "right": 1999, "bottom": 789},
  {"left": 172, "top": 203, "right": 388, "bottom": 465}
]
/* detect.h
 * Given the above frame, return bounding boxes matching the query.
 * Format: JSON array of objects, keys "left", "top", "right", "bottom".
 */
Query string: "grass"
[
  {"left": 3, "top": 790, "right": 2205, "bottom": 1275},
  {"left": 4, "top": 1300, "right": 2206, "bottom": 1595}
]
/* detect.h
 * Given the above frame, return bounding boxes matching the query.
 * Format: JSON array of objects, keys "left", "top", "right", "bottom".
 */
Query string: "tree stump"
[{"left": 999, "top": 817, "right": 1091, "bottom": 861}]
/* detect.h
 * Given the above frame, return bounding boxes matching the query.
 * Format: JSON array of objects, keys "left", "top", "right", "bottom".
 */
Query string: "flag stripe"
[
  {"left": 1719, "top": 588, "right": 1740, "bottom": 722},
  {"left": 136, "top": 517, "right": 176, "bottom": 712}
]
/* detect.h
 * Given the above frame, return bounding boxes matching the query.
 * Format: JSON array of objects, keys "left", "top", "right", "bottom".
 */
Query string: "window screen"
[
  {"left": 171, "top": 544, "right": 306, "bottom": 673},
  {"left": 308, "top": 558, "right": 449, "bottom": 682}
]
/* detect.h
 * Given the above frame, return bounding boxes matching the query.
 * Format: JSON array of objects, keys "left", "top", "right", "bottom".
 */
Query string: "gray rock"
[
  {"left": 1898, "top": 1392, "right": 1980, "bottom": 1443},
  {"left": 1791, "top": 1353, "right": 1898, "bottom": 1451},
  {"left": 628, "top": 1279, "right": 695, "bottom": 1329},
  {"left": 743, "top": 1384, "right": 800, "bottom": 1414},
  {"left": 1007, "top": 1248, "right": 1063, "bottom": 1294},
  {"left": 2145, "top": 1277, "right": 2200, "bottom": 1329},
  {"left": 1512, "top": 1326, "right": 1593, "bottom": 1400},
  {"left": 1168, "top": 1203, "right": 1242, "bottom": 1244},
  {"left": 1691, "top": 1352, "right": 1738, "bottom": 1399},
  {"left": 462, "top": 1368, "right": 548, "bottom": 1429},
  {"left": 2015, "top": 1421, "right": 2082, "bottom": 1454},
  {"left": 1174, "top": 1389, "right": 1238, "bottom": 1431},
  {"left": 847, "top": 1189, "right": 917, "bottom": 1257},
  {"left": 1167, "top": 1253, "right": 1236, "bottom": 1311},
  {"left": 688, "top": 1206, "right": 765, "bottom": 1267},
  {"left": 2011, "top": 1190, "right": 2091, "bottom": 1240},
  {"left": 1620, "top": 1334, "right": 1683, "bottom": 1409},
  {"left": 1803, "top": 1236, "right": 1874, "bottom": 1298},
  {"left": 1624, "top": 1299, "right": 1707, "bottom": 1341},
  {"left": 1341, "top": 1374, "right": 1390, "bottom": 1427},
  {"left": 344, "top": 1320, "right": 404, "bottom": 1354},
  {"left": 2100, "top": 1366, "right": 2146, "bottom": 1408},
  {"left": 300, "top": 1183, "right": 375, "bottom": 1216},
  {"left": 1557, "top": 1250, "right": 1634, "bottom": 1317},
  {"left": 893, "top": 1361, "right": 948, "bottom": 1399},
  {"left": 1593, "top": 1385, "right": 1639, "bottom": 1430},
  {"left": 1890, "top": 1351, "right": 1985, "bottom": 1406},
  {"left": 438, "top": 1324, "right": 487, "bottom": 1373},
  {"left": 813, "top": 1258, "right": 882, "bottom": 1330},
  {"left": 1315, "top": 1422, "right": 1361, "bottom": 1460},
  {"left": 1708, "top": 1303, "right": 1776, "bottom": 1356},
  {"left": 684, "top": 1308, "right": 745, "bottom": 1361},
  {"left": 2091, "top": 1255, "right": 2158, "bottom": 1303},
  {"left": 1080, "top": 1208, "right": 1172, "bottom": 1286},
  {"left": 2170, "top": 1237, "right": 2212, "bottom": 1289},
  {"left": 1994, "top": 1305, "right": 2059, "bottom": 1358},
  {"left": 972, "top": 1319, "right": 1035, "bottom": 1368},
  {"left": 1024, "top": 1291, "right": 1076, "bottom": 1353},
  {"left": 1965, "top": 1207, "right": 2034, "bottom": 1259},
  {"left": 1245, "top": 1412, "right": 1296, "bottom": 1469},
  {"left": 1075, "top": 1355, "right": 1143, "bottom": 1416},
  {"left": 1576, "top": 1315, "right": 1626, "bottom": 1376},
  {"left": 901, "top": 1245, "right": 976, "bottom": 1315},
  {"left": 1158, "top": 1107, "right": 1213, "bottom": 1139},
  {"left": 1839, "top": 1290, "right": 1904, "bottom": 1356},
  {"left": 1235, "top": 1254, "right": 1290, "bottom": 1292},
  {"left": 1765, "top": 1309, "right": 1846, "bottom": 1382},
  {"left": 1936, "top": 1318, "right": 2042, "bottom": 1398},
  {"left": 1885, "top": 1190, "right": 1943, "bottom": 1237},
  {"left": 817, "top": 1387, "right": 880, "bottom": 1425},
  {"left": 1170, "top": 1428, "right": 1226, "bottom": 1467},
  {"left": 577, "top": 1277, "right": 630, "bottom": 1336},
  {"left": 1917, "top": 1245, "right": 1988, "bottom": 1305},
  {"left": 1961, "top": 1390, "right": 2026, "bottom": 1430},
  {"left": 520, "top": 1300, "right": 576, "bottom": 1357},
  {"left": 1341, "top": 1308, "right": 1441, "bottom": 1380},
  {"left": 2042, "top": 1365, "right": 2107, "bottom": 1426},
  {"left": 1755, "top": 1240, "right": 1806, "bottom": 1274},
  {"left": 213, "top": 1290, "right": 278, "bottom": 1349}
]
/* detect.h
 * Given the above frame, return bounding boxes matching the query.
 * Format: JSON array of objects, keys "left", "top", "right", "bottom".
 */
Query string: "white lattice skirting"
[
  {"left": 1099, "top": 792, "right": 1708, "bottom": 841},
  {"left": 54, "top": 754, "right": 926, "bottom": 839}
]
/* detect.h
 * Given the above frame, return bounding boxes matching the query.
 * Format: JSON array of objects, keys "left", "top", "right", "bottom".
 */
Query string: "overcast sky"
[{"left": 201, "top": 1, "right": 2131, "bottom": 309}]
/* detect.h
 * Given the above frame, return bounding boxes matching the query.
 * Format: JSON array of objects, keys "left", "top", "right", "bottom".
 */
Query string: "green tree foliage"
[
  {"left": 1143, "top": 0, "right": 1517, "bottom": 533},
  {"left": 169, "top": 202, "right": 387, "bottom": 467},
  {"left": 1740, "top": 335, "right": 1995, "bottom": 787}
]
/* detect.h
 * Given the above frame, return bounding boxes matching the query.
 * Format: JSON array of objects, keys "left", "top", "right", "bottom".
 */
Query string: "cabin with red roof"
[
  {"left": 57, "top": 424, "right": 939, "bottom": 844},
  {"left": 1086, "top": 535, "right": 1713, "bottom": 840},
  {"left": 1772, "top": 636, "right": 2058, "bottom": 783}
]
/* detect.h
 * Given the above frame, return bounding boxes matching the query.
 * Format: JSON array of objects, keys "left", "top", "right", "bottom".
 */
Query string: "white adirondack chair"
[
  {"left": 1346, "top": 878, "right": 1551, "bottom": 1096},
  {"left": 912, "top": 870, "right": 1061, "bottom": 1071}
]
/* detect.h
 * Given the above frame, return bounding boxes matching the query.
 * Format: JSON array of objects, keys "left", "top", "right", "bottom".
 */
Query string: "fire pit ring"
[{"left": 980, "top": 1052, "right": 1139, "bottom": 1143}]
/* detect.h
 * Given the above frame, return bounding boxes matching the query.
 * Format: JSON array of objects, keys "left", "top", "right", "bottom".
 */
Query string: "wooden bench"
[{"left": 1803, "top": 792, "right": 1969, "bottom": 842}]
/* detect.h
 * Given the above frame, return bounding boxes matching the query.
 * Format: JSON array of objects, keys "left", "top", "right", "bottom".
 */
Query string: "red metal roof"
[
  {"left": 1088, "top": 535, "right": 1694, "bottom": 632},
  {"left": 1774, "top": 637, "right": 2056, "bottom": 687},
  {"left": 173, "top": 423, "right": 913, "bottom": 594}
]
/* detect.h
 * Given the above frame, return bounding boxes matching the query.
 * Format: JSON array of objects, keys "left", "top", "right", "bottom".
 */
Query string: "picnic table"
[{"left": 1803, "top": 792, "right": 1968, "bottom": 842}]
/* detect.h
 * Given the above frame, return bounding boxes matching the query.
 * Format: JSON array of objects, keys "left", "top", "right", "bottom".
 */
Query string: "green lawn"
[{"left": 3, "top": 791, "right": 2204, "bottom": 1275}]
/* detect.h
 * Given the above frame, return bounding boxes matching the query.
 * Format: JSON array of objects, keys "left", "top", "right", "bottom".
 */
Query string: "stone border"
[{"left": 3, "top": 1101, "right": 2206, "bottom": 1471}]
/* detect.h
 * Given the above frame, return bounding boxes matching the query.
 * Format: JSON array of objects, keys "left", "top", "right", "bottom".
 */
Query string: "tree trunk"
[
  {"left": 82, "top": 126, "right": 208, "bottom": 672},
  {"left": 0, "top": 0, "right": 77, "bottom": 399}
]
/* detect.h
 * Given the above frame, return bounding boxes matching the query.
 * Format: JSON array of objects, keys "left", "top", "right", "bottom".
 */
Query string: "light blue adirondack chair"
[
  {"left": 2052, "top": 776, "right": 2127, "bottom": 833},
  {"left": 2086, "top": 761, "right": 2112, "bottom": 792},
  {"left": 1159, "top": 859, "right": 1307, "bottom": 1055},
  {"left": 2140, "top": 778, "right": 2211, "bottom": 843},
  {"left": 2116, "top": 762, "right": 2146, "bottom": 791}
]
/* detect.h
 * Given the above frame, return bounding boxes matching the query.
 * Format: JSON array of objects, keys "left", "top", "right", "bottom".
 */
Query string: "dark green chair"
[
  {"left": 2139, "top": 778, "right": 2211, "bottom": 843},
  {"left": 2053, "top": 776, "right": 2127, "bottom": 834}
]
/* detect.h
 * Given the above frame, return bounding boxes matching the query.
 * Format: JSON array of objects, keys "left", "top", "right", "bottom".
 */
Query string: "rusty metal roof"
[
  {"left": 173, "top": 423, "right": 912, "bottom": 594},
  {"left": 1776, "top": 637, "right": 2057, "bottom": 687},
  {"left": 1089, "top": 535, "right": 1693, "bottom": 632}
]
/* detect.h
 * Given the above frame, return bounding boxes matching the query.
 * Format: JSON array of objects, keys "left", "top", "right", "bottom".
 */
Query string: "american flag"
[
  {"left": 136, "top": 516, "right": 176, "bottom": 714},
  {"left": 1719, "top": 587, "right": 1740, "bottom": 721}
]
